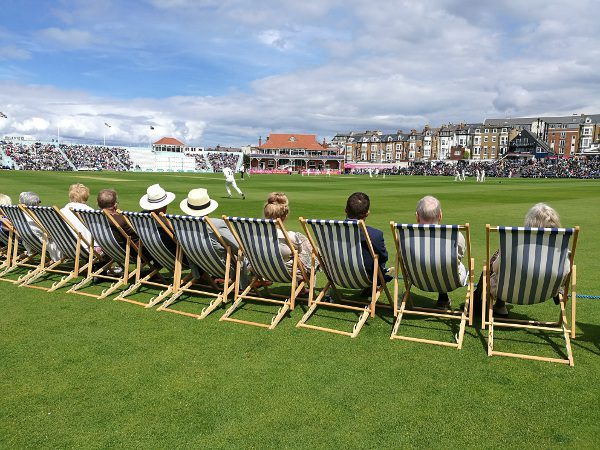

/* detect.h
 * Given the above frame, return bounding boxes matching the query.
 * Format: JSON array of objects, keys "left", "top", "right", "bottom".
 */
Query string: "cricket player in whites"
[{"left": 223, "top": 166, "right": 245, "bottom": 199}]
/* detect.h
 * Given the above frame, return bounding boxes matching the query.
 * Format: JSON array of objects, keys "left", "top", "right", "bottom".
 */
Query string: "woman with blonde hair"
[
  {"left": 263, "top": 192, "right": 314, "bottom": 276},
  {"left": 490, "top": 203, "right": 569, "bottom": 316}
]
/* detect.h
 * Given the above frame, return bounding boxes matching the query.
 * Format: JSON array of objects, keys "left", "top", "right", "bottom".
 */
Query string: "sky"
[{"left": 0, "top": 0, "right": 599, "bottom": 147}]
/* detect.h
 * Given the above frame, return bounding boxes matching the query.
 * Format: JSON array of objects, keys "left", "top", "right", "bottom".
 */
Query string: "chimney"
[{"left": 258, "top": 136, "right": 262, "bottom": 146}]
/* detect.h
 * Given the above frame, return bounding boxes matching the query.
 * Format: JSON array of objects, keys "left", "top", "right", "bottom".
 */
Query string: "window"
[
  {"left": 371, "top": 144, "right": 377, "bottom": 152},
  {"left": 502, "top": 128, "right": 507, "bottom": 133},
  {"left": 484, "top": 128, "right": 489, "bottom": 133},
  {"left": 408, "top": 151, "right": 415, "bottom": 159},
  {"left": 484, "top": 137, "right": 488, "bottom": 143},
  {"left": 474, "top": 147, "right": 480, "bottom": 155},
  {"left": 424, "top": 148, "right": 430, "bottom": 156},
  {"left": 492, "top": 136, "right": 496, "bottom": 142},
  {"left": 559, "top": 139, "right": 565, "bottom": 147},
  {"left": 370, "top": 152, "right": 376, "bottom": 161},
  {"left": 396, "top": 151, "right": 402, "bottom": 159},
  {"left": 386, "top": 152, "right": 391, "bottom": 161},
  {"left": 583, "top": 128, "right": 592, "bottom": 135},
  {"left": 493, "top": 128, "right": 497, "bottom": 133},
  {"left": 396, "top": 143, "right": 401, "bottom": 150}
]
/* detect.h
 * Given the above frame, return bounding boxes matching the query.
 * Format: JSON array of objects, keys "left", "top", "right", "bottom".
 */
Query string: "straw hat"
[
  {"left": 139, "top": 184, "right": 176, "bottom": 210},
  {"left": 179, "top": 188, "right": 218, "bottom": 216}
]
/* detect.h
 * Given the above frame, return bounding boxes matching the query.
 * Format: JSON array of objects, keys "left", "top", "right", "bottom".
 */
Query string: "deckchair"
[
  {"left": 389, "top": 223, "right": 474, "bottom": 349},
  {"left": 69, "top": 209, "right": 142, "bottom": 299},
  {"left": 0, "top": 213, "right": 15, "bottom": 273},
  {"left": 116, "top": 211, "right": 192, "bottom": 307},
  {"left": 0, "top": 205, "right": 51, "bottom": 284},
  {"left": 296, "top": 218, "right": 393, "bottom": 338},
  {"left": 20, "top": 205, "right": 99, "bottom": 292},
  {"left": 483, "top": 225, "right": 578, "bottom": 366},
  {"left": 158, "top": 214, "right": 235, "bottom": 319},
  {"left": 221, "top": 216, "right": 308, "bottom": 329}
]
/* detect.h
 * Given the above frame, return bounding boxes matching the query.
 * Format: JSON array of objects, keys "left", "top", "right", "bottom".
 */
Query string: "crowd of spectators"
[
  {"left": 346, "top": 157, "right": 600, "bottom": 179},
  {"left": 188, "top": 153, "right": 209, "bottom": 171},
  {"left": 61, "top": 144, "right": 132, "bottom": 170},
  {"left": 2, "top": 142, "right": 72, "bottom": 171},
  {"left": 207, "top": 152, "right": 241, "bottom": 171},
  {"left": 0, "top": 142, "right": 133, "bottom": 171}
]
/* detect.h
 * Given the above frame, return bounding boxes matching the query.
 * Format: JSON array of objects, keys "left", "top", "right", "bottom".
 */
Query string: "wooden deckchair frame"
[
  {"left": 157, "top": 214, "right": 235, "bottom": 319},
  {"left": 296, "top": 218, "right": 393, "bottom": 338},
  {"left": 0, "top": 216, "right": 15, "bottom": 273},
  {"left": 220, "top": 216, "right": 309, "bottom": 329},
  {"left": 114, "top": 211, "right": 192, "bottom": 308},
  {"left": 16, "top": 205, "right": 101, "bottom": 292},
  {"left": 483, "top": 224, "right": 579, "bottom": 366},
  {"left": 67, "top": 209, "right": 142, "bottom": 299},
  {"left": 0, "top": 205, "right": 51, "bottom": 284},
  {"left": 389, "top": 222, "right": 474, "bottom": 349}
]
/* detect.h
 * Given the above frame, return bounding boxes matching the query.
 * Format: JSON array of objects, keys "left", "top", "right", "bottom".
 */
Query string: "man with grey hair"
[
  {"left": 19, "top": 191, "right": 62, "bottom": 261},
  {"left": 415, "top": 195, "right": 467, "bottom": 309}
]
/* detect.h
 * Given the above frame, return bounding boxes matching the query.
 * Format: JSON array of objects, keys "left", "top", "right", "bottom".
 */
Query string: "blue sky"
[{"left": 1, "top": 0, "right": 599, "bottom": 146}]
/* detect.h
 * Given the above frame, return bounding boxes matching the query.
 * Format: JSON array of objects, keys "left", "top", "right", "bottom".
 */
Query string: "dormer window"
[{"left": 289, "top": 136, "right": 297, "bottom": 142}]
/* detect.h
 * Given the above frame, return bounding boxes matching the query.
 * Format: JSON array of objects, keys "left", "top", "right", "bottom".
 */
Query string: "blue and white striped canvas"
[
  {"left": 305, "top": 219, "right": 371, "bottom": 289},
  {"left": 76, "top": 209, "right": 127, "bottom": 266},
  {"left": 395, "top": 224, "right": 464, "bottom": 293},
  {"left": 496, "top": 227, "right": 573, "bottom": 305},
  {"left": 123, "top": 212, "right": 176, "bottom": 273},
  {"left": 167, "top": 214, "right": 230, "bottom": 279},
  {"left": 226, "top": 217, "right": 291, "bottom": 283},
  {"left": 2, "top": 205, "right": 44, "bottom": 254},
  {"left": 28, "top": 206, "right": 90, "bottom": 261}
]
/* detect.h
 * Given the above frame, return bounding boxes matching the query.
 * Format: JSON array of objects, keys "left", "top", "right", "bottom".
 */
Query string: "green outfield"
[{"left": 1, "top": 171, "right": 600, "bottom": 448}]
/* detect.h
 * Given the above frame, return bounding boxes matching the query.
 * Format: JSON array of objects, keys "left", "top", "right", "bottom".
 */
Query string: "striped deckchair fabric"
[
  {"left": 69, "top": 209, "right": 138, "bottom": 299},
  {"left": 304, "top": 219, "right": 371, "bottom": 289},
  {"left": 396, "top": 224, "right": 465, "bottom": 293},
  {"left": 0, "top": 205, "right": 49, "bottom": 283},
  {"left": 21, "top": 205, "right": 96, "bottom": 292},
  {"left": 225, "top": 217, "right": 291, "bottom": 284},
  {"left": 115, "top": 211, "right": 189, "bottom": 308},
  {"left": 296, "top": 218, "right": 392, "bottom": 338},
  {"left": 495, "top": 227, "right": 574, "bottom": 305},
  {"left": 484, "top": 225, "right": 579, "bottom": 366},
  {"left": 123, "top": 212, "right": 175, "bottom": 273},
  {"left": 220, "top": 216, "right": 307, "bottom": 329},
  {"left": 389, "top": 222, "right": 474, "bottom": 350},
  {"left": 158, "top": 214, "right": 235, "bottom": 319}
]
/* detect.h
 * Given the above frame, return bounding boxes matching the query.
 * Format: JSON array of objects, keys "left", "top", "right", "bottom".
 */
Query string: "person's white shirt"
[
  {"left": 223, "top": 167, "right": 234, "bottom": 182},
  {"left": 60, "top": 202, "right": 93, "bottom": 248}
]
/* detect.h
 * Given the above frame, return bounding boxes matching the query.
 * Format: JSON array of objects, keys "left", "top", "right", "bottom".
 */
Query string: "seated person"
[
  {"left": 139, "top": 183, "right": 177, "bottom": 252},
  {"left": 262, "top": 192, "right": 313, "bottom": 276},
  {"left": 179, "top": 187, "right": 249, "bottom": 288},
  {"left": 415, "top": 195, "right": 467, "bottom": 309},
  {"left": 20, "top": 191, "right": 62, "bottom": 261},
  {"left": 345, "top": 192, "right": 393, "bottom": 288},
  {"left": 60, "top": 183, "right": 93, "bottom": 247},
  {"left": 0, "top": 193, "right": 13, "bottom": 235},
  {"left": 97, "top": 188, "right": 137, "bottom": 248},
  {"left": 490, "top": 203, "right": 569, "bottom": 317}
]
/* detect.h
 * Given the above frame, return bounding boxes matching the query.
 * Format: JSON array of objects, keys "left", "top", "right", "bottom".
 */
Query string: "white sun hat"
[
  {"left": 179, "top": 188, "right": 219, "bottom": 216},
  {"left": 139, "top": 184, "right": 176, "bottom": 210}
]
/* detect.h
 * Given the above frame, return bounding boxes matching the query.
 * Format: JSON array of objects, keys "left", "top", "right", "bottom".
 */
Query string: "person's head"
[
  {"left": 139, "top": 184, "right": 175, "bottom": 212},
  {"left": 68, "top": 183, "right": 90, "bottom": 204},
  {"left": 524, "top": 203, "right": 562, "bottom": 228},
  {"left": 179, "top": 188, "right": 218, "bottom": 216},
  {"left": 97, "top": 189, "right": 118, "bottom": 210},
  {"left": 0, "top": 193, "right": 12, "bottom": 205},
  {"left": 264, "top": 192, "right": 289, "bottom": 221},
  {"left": 346, "top": 192, "right": 370, "bottom": 220},
  {"left": 416, "top": 195, "right": 442, "bottom": 224},
  {"left": 19, "top": 191, "right": 41, "bottom": 206}
]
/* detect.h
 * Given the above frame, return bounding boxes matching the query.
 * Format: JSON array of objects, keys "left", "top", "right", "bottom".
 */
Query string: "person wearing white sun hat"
[
  {"left": 139, "top": 183, "right": 177, "bottom": 255},
  {"left": 179, "top": 187, "right": 249, "bottom": 288}
]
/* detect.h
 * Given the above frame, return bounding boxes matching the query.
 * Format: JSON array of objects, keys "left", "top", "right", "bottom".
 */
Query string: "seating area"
[
  {"left": 0, "top": 201, "right": 579, "bottom": 366},
  {"left": 61, "top": 144, "right": 133, "bottom": 170}
]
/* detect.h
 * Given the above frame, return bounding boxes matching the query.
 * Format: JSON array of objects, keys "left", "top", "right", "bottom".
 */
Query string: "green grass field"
[{"left": 1, "top": 171, "right": 600, "bottom": 448}]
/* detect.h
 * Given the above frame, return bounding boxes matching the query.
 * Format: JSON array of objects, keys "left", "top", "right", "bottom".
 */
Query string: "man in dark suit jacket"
[
  {"left": 97, "top": 189, "right": 138, "bottom": 248},
  {"left": 345, "top": 192, "right": 393, "bottom": 284}
]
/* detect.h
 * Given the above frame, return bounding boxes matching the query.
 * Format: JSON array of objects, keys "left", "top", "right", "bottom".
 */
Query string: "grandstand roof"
[
  {"left": 154, "top": 137, "right": 185, "bottom": 146},
  {"left": 258, "top": 134, "right": 326, "bottom": 150}
]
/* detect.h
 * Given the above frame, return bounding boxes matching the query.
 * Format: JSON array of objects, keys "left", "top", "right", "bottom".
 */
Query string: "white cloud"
[
  {"left": 257, "top": 30, "right": 290, "bottom": 50},
  {"left": 0, "top": 45, "right": 31, "bottom": 60},
  {"left": 38, "top": 28, "right": 93, "bottom": 49}
]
